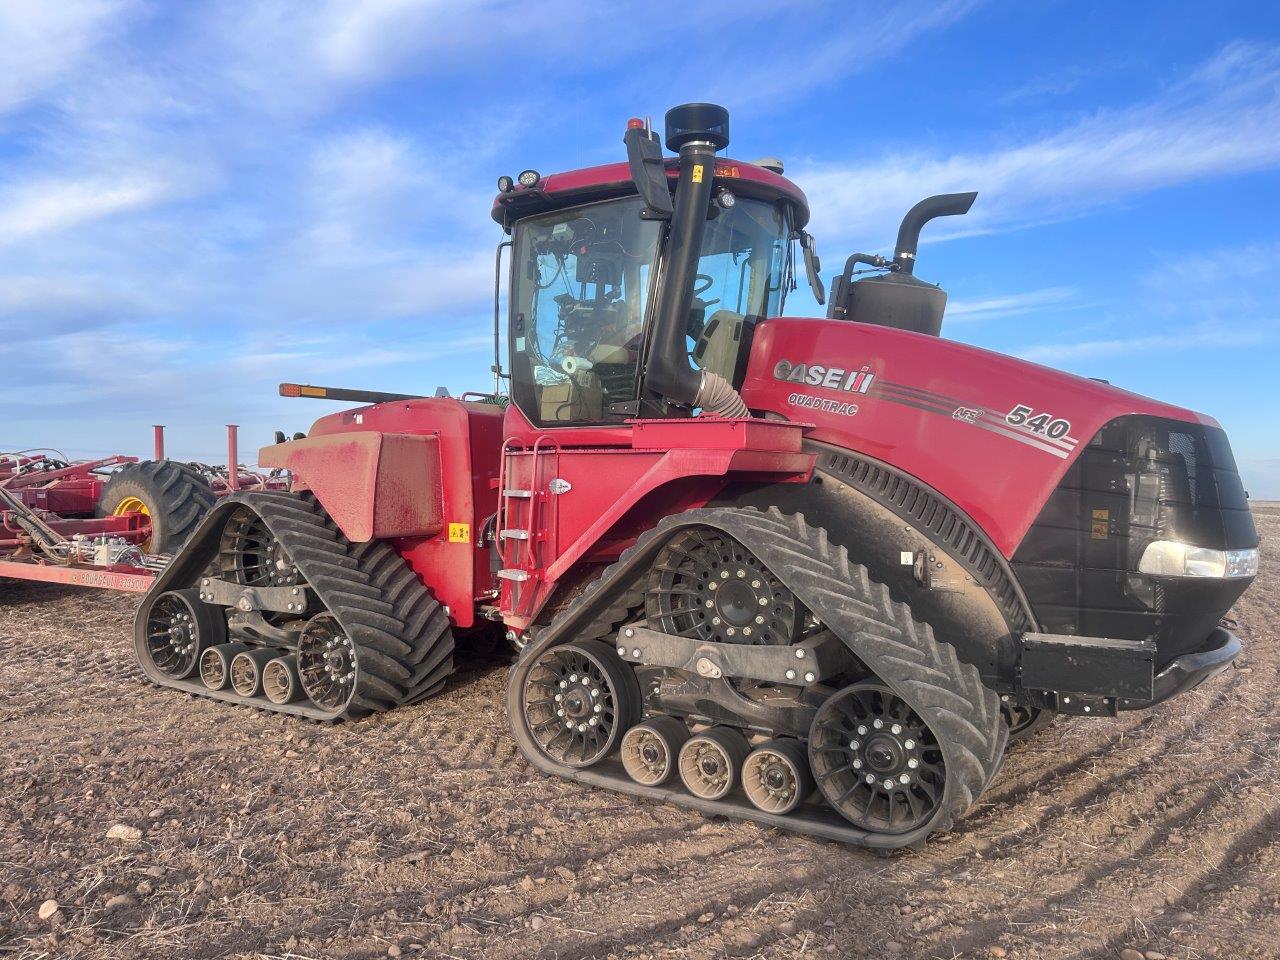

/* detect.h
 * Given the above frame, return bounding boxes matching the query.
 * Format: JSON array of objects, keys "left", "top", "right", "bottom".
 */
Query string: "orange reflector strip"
[{"left": 300, "top": 386, "right": 327, "bottom": 397}]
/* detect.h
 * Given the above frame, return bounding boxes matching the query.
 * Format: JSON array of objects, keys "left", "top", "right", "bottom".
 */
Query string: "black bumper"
[
  {"left": 1119, "top": 627, "right": 1242, "bottom": 711},
  {"left": 1017, "top": 627, "right": 1242, "bottom": 715}
]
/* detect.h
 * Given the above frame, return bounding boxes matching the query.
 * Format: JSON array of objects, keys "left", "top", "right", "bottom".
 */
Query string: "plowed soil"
[{"left": 2, "top": 506, "right": 1277, "bottom": 960}]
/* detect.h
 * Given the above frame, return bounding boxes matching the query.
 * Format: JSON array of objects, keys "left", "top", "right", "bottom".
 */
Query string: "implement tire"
[{"left": 98, "top": 460, "right": 215, "bottom": 554}]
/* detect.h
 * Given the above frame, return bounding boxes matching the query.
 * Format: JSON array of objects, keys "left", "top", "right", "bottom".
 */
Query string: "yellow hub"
[{"left": 113, "top": 496, "right": 153, "bottom": 552}]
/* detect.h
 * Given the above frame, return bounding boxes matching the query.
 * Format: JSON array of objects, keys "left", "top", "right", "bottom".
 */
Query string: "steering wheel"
[{"left": 693, "top": 274, "right": 715, "bottom": 296}]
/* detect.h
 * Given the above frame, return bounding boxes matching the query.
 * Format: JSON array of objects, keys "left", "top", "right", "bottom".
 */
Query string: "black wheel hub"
[
  {"left": 809, "top": 682, "right": 946, "bottom": 836},
  {"left": 523, "top": 643, "right": 637, "bottom": 768},
  {"left": 144, "top": 593, "right": 201, "bottom": 679},
  {"left": 297, "top": 614, "right": 357, "bottom": 710},
  {"left": 763, "top": 763, "right": 790, "bottom": 791},
  {"left": 219, "top": 510, "right": 301, "bottom": 588},
  {"left": 646, "top": 529, "right": 800, "bottom": 646}
]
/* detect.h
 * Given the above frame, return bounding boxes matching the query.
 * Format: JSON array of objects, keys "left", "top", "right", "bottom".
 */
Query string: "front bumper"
[
  {"left": 1118, "top": 626, "right": 1242, "bottom": 711},
  {"left": 1017, "top": 626, "right": 1242, "bottom": 716}
]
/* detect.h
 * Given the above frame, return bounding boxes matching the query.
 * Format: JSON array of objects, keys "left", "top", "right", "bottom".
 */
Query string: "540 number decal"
[{"left": 1006, "top": 404, "right": 1071, "bottom": 439}]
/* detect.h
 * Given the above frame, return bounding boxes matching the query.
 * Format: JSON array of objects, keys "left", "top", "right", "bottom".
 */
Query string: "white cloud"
[
  {"left": 715, "top": 0, "right": 985, "bottom": 110},
  {"left": 1016, "top": 322, "right": 1274, "bottom": 364},
  {"left": 0, "top": 1, "right": 131, "bottom": 113},
  {"left": 947, "top": 286, "right": 1075, "bottom": 323},
  {"left": 0, "top": 173, "right": 172, "bottom": 244},
  {"left": 798, "top": 42, "right": 1280, "bottom": 250}
]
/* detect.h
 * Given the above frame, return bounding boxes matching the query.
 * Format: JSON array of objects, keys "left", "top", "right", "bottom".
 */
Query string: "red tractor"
[{"left": 134, "top": 104, "right": 1258, "bottom": 849}]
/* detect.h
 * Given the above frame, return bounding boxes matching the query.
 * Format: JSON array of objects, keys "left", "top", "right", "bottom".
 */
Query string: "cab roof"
[{"left": 491, "top": 158, "right": 810, "bottom": 231}]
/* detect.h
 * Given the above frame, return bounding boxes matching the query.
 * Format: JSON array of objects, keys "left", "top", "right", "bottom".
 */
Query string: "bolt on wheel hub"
[
  {"left": 810, "top": 682, "right": 946, "bottom": 835},
  {"left": 523, "top": 641, "right": 638, "bottom": 769},
  {"left": 646, "top": 529, "right": 801, "bottom": 646}
]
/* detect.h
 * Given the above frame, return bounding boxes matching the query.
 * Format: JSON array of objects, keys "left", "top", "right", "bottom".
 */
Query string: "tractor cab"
[{"left": 492, "top": 106, "right": 814, "bottom": 429}]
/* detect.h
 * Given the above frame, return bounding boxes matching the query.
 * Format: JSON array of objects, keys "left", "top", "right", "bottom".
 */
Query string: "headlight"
[{"left": 1138, "top": 541, "right": 1259, "bottom": 579}]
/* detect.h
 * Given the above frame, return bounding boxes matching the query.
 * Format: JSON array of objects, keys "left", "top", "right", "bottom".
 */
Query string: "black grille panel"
[{"left": 1012, "top": 415, "right": 1256, "bottom": 666}]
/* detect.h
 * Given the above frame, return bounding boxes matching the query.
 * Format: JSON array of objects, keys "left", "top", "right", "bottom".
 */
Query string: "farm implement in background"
[{"left": 0, "top": 425, "right": 287, "bottom": 593}]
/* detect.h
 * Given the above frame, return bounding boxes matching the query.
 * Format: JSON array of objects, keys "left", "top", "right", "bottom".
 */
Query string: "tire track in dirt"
[
  {"left": 1067, "top": 806, "right": 1280, "bottom": 960},
  {"left": 896, "top": 706, "right": 1280, "bottom": 955}
]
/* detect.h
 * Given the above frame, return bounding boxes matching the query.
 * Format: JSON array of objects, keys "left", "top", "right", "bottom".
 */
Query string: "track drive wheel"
[
  {"left": 98, "top": 461, "right": 215, "bottom": 554},
  {"left": 521, "top": 640, "right": 640, "bottom": 768},
  {"left": 141, "top": 587, "right": 225, "bottom": 679}
]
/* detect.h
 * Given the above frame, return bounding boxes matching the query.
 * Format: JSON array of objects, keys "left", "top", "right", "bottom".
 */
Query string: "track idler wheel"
[
  {"left": 743, "top": 738, "right": 814, "bottom": 815},
  {"left": 142, "top": 588, "right": 224, "bottom": 680},
  {"left": 296, "top": 614, "right": 357, "bottom": 711},
  {"left": 229, "top": 648, "right": 277, "bottom": 697},
  {"left": 521, "top": 640, "right": 640, "bottom": 768},
  {"left": 621, "top": 716, "right": 690, "bottom": 786},
  {"left": 199, "top": 642, "right": 248, "bottom": 691},
  {"left": 809, "top": 681, "right": 946, "bottom": 836},
  {"left": 262, "top": 655, "right": 303, "bottom": 705},
  {"left": 678, "top": 726, "right": 750, "bottom": 800}
]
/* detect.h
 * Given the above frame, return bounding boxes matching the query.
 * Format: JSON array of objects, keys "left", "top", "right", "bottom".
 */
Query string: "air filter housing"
[{"left": 844, "top": 272, "right": 948, "bottom": 337}]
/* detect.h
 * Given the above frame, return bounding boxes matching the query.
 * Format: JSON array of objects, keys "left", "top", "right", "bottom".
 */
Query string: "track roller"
[
  {"left": 521, "top": 640, "right": 640, "bottom": 767},
  {"left": 141, "top": 588, "right": 225, "bottom": 680},
  {"left": 199, "top": 642, "right": 248, "bottom": 691},
  {"left": 262, "top": 655, "right": 303, "bottom": 705},
  {"left": 229, "top": 648, "right": 277, "bottom": 697},
  {"left": 742, "top": 738, "right": 813, "bottom": 815},
  {"left": 621, "top": 716, "right": 689, "bottom": 786},
  {"left": 678, "top": 726, "right": 750, "bottom": 800}
]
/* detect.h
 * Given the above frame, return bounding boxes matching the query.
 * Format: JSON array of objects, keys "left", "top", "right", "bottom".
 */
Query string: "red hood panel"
[{"left": 740, "top": 318, "right": 1216, "bottom": 557}]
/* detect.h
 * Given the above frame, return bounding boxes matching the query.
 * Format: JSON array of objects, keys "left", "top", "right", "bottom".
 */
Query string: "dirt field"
[{"left": 2, "top": 507, "right": 1277, "bottom": 960}]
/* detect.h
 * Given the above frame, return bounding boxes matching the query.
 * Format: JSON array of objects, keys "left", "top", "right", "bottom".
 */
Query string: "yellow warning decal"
[
  {"left": 448, "top": 523, "right": 470, "bottom": 543},
  {"left": 1091, "top": 509, "right": 1109, "bottom": 540},
  {"left": 691, "top": 164, "right": 704, "bottom": 183}
]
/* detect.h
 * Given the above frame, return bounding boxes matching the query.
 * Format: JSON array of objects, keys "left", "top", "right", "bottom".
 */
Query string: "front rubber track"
[
  {"left": 507, "top": 506, "right": 1007, "bottom": 850},
  {"left": 133, "top": 491, "right": 454, "bottom": 721}
]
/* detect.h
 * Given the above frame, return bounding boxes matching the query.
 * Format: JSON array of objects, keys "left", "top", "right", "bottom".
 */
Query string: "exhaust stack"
[{"left": 827, "top": 192, "right": 978, "bottom": 337}]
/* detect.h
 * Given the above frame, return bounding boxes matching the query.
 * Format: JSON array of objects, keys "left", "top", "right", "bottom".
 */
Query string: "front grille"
[{"left": 1012, "top": 415, "right": 1256, "bottom": 666}]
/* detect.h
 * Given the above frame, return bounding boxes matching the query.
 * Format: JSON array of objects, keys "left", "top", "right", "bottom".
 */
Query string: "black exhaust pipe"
[
  {"left": 892, "top": 192, "right": 977, "bottom": 275},
  {"left": 642, "top": 104, "right": 746, "bottom": 415}
]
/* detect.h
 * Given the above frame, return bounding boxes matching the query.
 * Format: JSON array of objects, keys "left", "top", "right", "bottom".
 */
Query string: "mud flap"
[{"left": 507, "top": 506, "right": 1007, "bottom": 849}]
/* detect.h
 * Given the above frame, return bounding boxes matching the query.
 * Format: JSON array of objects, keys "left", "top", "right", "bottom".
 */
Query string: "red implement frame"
[{"left": 1, "top": 425, "right": 289, "bottom": 592}]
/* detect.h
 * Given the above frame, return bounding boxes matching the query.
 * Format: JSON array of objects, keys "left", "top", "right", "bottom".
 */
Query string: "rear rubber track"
[
  {"left": 134, "top": 490, "right": 454, "bottom": 720},
  {"left": 507, "top": 505, "right": 1007, "bottom": 849}
]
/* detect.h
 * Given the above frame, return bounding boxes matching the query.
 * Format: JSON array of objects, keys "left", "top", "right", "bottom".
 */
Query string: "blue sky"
[{"left": 2, "top": 1, "right": 1279, "bottom": 496}]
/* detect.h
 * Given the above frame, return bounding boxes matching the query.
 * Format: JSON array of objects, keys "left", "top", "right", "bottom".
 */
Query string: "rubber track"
[
  {"left": 133, "top": 491, "right": 454, "bottom": 720},
  {"left": 507, "top": 506, "right": 1007, "bottom": 849}
]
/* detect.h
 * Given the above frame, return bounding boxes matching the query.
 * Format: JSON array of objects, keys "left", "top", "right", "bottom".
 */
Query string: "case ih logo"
[{"left": 772, "top": 359, "right": 876, "bottom": 394}]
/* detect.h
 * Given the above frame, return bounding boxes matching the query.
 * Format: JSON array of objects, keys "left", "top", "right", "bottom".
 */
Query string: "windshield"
[
  {"left": 507, "top": 193, "right": 791, "bottom": 425},
  {"left": 509, "top": 196, "right": 660, "bottom": 424},
  {"left": 685, "top": 198, "right": 789, "bottom": 384}
]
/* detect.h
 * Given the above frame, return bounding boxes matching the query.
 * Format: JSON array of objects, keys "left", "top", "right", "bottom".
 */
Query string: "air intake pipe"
[
  {"left": 641, "top": 103, "right": 748, "bottom": 417},
  {"left": 891, "top": 192, "right": 977, "bottom": 275}
]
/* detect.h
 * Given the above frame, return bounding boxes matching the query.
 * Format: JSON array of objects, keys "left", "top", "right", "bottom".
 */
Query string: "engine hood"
[{"left": 740, "top": 317, "right": 1220, "bottom": 556}]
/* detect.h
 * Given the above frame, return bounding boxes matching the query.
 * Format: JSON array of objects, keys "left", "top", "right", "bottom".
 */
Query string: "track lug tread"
[
  {"left": 134, "top": 491, "right": 455, "bottom": 721},
  {"left": 508, "top": 505, "right": 1006, "bottom": 849}
]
